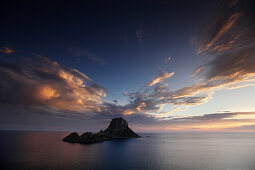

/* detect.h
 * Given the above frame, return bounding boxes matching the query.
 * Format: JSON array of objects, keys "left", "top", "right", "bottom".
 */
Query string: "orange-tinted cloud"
[
  {"left": 38, "top": 85, "right": 60, "bottom": 100},
  {"left": 198, "top": 12, "right": 242, "bottom": 54},
  {"left": 0, "top": 45, "right": 14, "bottom": 54},
  {"left": 191, "top": 66, "right": 203, "bottom": 77},
  {"left": 193, "top": 0, "right": 255, "bottom": 55},
  {"left": 148, "top": 71, "right": 174, "bottom": 86},
  {"left": 0, "top": 56, "right": 105, "bottom": 112}
]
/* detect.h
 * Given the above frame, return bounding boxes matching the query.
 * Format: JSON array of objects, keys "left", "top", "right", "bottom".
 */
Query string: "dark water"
[{"left": 1, "top": 131, "right": 255, "bottom": 170}]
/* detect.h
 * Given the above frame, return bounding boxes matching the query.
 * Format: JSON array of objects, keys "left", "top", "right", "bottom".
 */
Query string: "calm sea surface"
[{"left": 1, "top": 131, "right": 255, "bottom": 170}]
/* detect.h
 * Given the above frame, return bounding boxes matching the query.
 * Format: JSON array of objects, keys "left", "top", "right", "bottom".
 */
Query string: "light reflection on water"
[{"left": 1, "top": 131, "right": 255, "bottom": 170}]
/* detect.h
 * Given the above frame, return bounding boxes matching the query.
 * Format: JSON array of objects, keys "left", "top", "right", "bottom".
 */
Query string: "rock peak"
[
  {"left": 104, "top": 117, "right": 139, "bottom": 138},
  {"left": 108, "top": 117, "right": 128, "bottom": 128}
]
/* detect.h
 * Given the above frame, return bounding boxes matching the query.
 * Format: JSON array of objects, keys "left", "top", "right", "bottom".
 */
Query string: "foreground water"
[{"left": 1, "top": 131, "right": 255, "bottom": 170}]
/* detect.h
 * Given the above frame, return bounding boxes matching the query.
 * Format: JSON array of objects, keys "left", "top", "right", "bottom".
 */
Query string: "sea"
[{"left": 1, "top": 131, "right": 255, "bottom": 170}]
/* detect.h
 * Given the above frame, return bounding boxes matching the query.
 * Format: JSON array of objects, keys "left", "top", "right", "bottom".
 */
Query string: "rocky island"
[{"left": 63, "top": 117, "right": 140, "bottom": 144}]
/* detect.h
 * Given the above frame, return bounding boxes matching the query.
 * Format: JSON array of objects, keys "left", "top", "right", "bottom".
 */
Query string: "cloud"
[
  {"left": 171, "top": 94, "right": 212, "bottom": 106},
  {"left": 197, "top": 12, "right": 242, "bottom": 54},
  {"left": 148, "top": 71, "right": 174, "bottom": 86},
  {"left": 126, "top": 111, "right": 255, "bottom": 132},
  {"left": 0, "top": 45, "right": 14, "bottom": 54},
  {"left": 228, "top": 124, "right": 255, "bottom": 132},
  {"left": 205, "top": 47, "right": 255, "bottom": 81},
  {"left": 226, "top": 82, "right": 255, "bottom": 89},
  {"left": 191, "top": 66, "right": 203, "bottom": 77},
  {"left": 169, "top": 0, "right": 255, "bottom": 106},
  {"left": 164, "top": 57, "right": 171, "bottom": 62},
  {"left": 0, "top": 56, "right": 176, "bottom": 119},
  {"left": 1, "top": 56, "right": 254, "bottom": 132},
  {"left": 173, "top": 111, "right": 255, "bottom": 121},
  {"left": 229, "top": 0, "right": 239, "bottom": 7},
  {"left": 110, "top": 0, "right": 255, "bottom": 118},
  {"left": 69, "top": 48, "right": 106, "bottom": 65},
  {"left": 194, "top": 0, "right": 255, "bottom": 55},
  {"left": 98, "top": 77, "right": 213, "bottom": 118},
  {"left": 101, "top": 0, "right": 255, "bottom": 118},
  {"left": 0, "top": 56, "right": 106, "bottom": 112},
  {"left": 136, "top": 25, "right": 143, "bottom": 44}
]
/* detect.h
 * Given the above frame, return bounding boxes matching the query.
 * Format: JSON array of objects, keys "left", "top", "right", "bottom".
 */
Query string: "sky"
[{"left": 0, "top": 0, "right": 255, "bottom": 132}]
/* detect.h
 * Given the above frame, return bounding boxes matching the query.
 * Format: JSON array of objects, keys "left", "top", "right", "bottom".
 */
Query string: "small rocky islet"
[{"left": 63, "top": 117, "right": 140, "bottom": 144}]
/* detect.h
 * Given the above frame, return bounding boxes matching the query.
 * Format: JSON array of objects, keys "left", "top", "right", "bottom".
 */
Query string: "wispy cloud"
[
  {"left": 197, "top": 12, "right": 242, "bottom": 54},
  {"left": 148, "top": 71, "right": 174, "bottom": 86},
  {"left": 191, "top": 66, "right": 203, "bottom": 77},
  {"left": 229, "top": 0, "right": 239, "bottom": 7},
  {"left": 0, "top": 45, "right": 14, "bottom": 54},
  {"left": 126, "top": 111, "right": 255, "bottom": 132},
  {"left": 69, "top": 48, "right": 106, "bottom": 65},
  {"left": 136, "top": 25, "right": 143, "bottom": 44},
  {"left": 194, "top": 0, "right": 254, "bottom": 55}
]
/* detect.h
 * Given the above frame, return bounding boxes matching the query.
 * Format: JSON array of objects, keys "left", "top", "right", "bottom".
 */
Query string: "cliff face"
[{"left": 63, "top": 117, "right": 140, "bottom": 144}]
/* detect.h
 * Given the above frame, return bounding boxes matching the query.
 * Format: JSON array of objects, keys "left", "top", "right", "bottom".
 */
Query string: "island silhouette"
[{"left": 63, "top": 117, "right": 140, "bottom": 144}]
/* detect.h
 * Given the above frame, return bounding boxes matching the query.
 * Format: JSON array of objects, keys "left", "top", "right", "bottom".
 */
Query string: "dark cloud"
[{"left": 205, "top": 47, "right": 255, "bottom": 81}]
